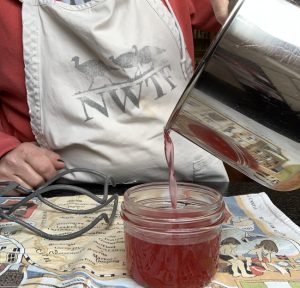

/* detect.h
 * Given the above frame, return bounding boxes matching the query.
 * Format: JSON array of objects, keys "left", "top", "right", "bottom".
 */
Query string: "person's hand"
[
  {"left": 0, "top": 142, "right": 65, "bottom": 195},
  {"left": 210, "top": 0, "right": 230, "bottom": 24}
]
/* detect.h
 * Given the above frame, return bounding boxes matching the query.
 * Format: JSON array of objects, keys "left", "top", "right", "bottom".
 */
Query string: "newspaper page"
[
  {"left": 211, "top": 193, "right": 300, "bottom": 288},
  {"left": 0, "top": 192, "right": 299, "bottom": 287}
]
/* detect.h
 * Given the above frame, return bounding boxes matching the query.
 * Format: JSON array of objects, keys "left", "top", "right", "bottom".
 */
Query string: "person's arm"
[
  {"left": 188, "top": 0, "right": 230, "bottom": 30},
  {"left": 0, "top": 0, "right": 65, "bottom": 195},
  {"left": 0, "top": 104, "right": 65, "bottom": 194},
  {"left": 0, "top": 141, "right": 65, "bottom": 194},
  {"left": 189, "top": 0, "right": 221, "bottom": 31},
  {"left": 0, "top": 116, "right": 65, "bottom": 194},
  {"left": 0, "top": 132, "right": 21, "bottom": 159},
  {"left": 210, "top": 0, "right": 230, "bottom": 24},
  {"left": 256, "top": 248, "right": 263, "bottom": 261}
]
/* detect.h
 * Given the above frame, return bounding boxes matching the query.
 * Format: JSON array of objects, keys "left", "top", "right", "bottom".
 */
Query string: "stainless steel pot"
[{"left": 166, "top": 0, "right": 300, "bottom": 191}]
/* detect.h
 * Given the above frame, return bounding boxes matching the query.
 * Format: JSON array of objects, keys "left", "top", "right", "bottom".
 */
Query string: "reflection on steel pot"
[{"left": 166, "top": 0, "right": 300, "bottom": 191}]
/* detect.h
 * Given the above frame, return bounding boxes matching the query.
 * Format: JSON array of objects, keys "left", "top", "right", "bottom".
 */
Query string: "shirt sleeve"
[
  {"left": 0, "top": 0, "right": 34, "bottom": 159},
  {"left": 0, "top": 132, "right": 21, "bottom": 158},
  {"left": 189, "top": 0, "right": 221, "bottom": 32}
]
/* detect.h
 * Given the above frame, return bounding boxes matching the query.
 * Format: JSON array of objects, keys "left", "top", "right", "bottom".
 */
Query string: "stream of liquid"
[{"left": 164, "top": 129, "right": 178, "bottom": 208}]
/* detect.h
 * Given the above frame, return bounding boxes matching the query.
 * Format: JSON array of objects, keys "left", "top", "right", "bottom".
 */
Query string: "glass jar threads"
[{"left": 121, "top": 183, "right": 225, "bottom": 288}]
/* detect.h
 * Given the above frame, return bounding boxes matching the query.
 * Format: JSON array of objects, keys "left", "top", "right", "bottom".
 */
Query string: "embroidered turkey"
[
  {"left": 71, "top": 56, "right": 118, "bottom": 90},
  {"left": 109, "top": 45, "right": 166, "bottom": 78}
]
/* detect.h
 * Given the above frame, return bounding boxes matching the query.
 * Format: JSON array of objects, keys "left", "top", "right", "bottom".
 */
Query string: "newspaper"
[{"left": 0, "top": 192, "right": 299, "bottom": 288}]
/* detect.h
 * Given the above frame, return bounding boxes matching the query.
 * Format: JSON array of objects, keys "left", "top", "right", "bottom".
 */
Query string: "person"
[
  {"left": 0, "top": 0, "right": 230, "bottom": 195},
  {"left": 245, "top": 240, "right": 279, "bottom": 272},
  {"left": 219, "top": 237, "right": 254, "bottom": 278}
]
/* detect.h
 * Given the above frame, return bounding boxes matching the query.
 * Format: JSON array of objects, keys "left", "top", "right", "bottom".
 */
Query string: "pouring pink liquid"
[
  {"left": 121, "top": 131, "right": 225, "bottom": 288},
  {"left": 164, "top": 129, "right": 178, "bottom": 208}
]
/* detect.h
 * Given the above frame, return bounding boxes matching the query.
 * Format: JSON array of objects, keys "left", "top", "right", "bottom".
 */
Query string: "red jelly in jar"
[{"left": 121, "top": 183, "right": 225, "bottom": 288}]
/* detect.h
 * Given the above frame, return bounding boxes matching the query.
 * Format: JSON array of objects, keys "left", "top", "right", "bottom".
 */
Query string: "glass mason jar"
[{"left": 120, "top": 183, "right": 225, "bottom": 288}]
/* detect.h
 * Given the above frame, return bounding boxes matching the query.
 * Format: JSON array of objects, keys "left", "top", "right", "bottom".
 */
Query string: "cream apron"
[{"left": 21, "top": 0, "right": 228, "bottom": 183}]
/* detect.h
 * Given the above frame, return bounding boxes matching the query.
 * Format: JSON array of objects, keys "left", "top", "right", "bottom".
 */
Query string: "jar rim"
[{"left": 123, "top": 182, "right": 224, "bottom": 221}]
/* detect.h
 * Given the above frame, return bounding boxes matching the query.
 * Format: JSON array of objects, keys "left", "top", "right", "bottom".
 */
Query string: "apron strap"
[{"left": 164, "top": 0, "right": 188, "bottom": 79}]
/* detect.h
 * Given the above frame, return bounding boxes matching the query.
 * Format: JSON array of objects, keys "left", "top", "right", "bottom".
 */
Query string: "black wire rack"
[{"left": 0, "top": 168, "right": 119, "bottom": 240}]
